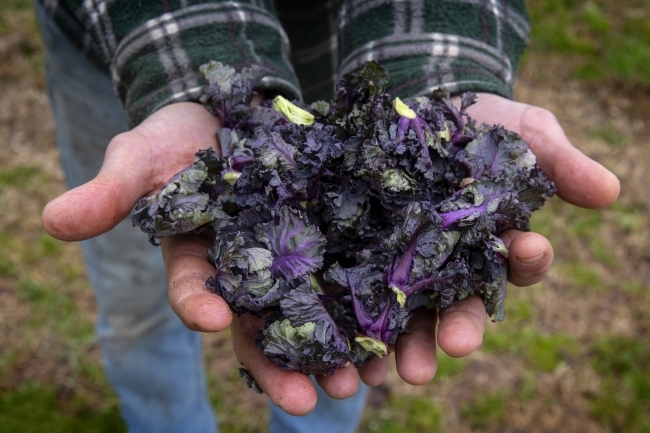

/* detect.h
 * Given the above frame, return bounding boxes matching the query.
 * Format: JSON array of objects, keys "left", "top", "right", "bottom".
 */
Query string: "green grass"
[
  {"left": 587, "top": 124, "right": 633, "bottom": 147},
  {"left": 0, "top": 253, "right": 16, "bottom": 277},
  {"left": 531, "top": 200, "right": 604, "bottom": 243},
  {"left": 460, "top": 390, "right": 508, "bottom": 429},
  {"left": 517, "top": 372, "right": 538, "bottom": 402},
  {"left": 590, "top": 337, "right": 650, "bottom": 432},
  {"left": 0, "top": 0, "right": 44, "bottom": 81},
  {"left": 0, "top": 384, "right": 125, "bottom": 433},
  {"left": 435, "top": 351, "right": 467, "bottom": 379},
  {"left": 609, "top": 202, "right": 650, "bottom": 232},
  {"left": 0, "top": 166, "right": 46, "bottom": 188},
  {"left": 0, "top": 0, "right": 36, "bottom": 34},
  {"left": 528, "top": 0, "right": 650, "bottom": 88},
  {"left": 1, "top": 0, "right": 649, "bottom": 432},
  {"left": 484, "top": 326, "right": 579, "bottom": 372},
  {"left": 533, "top": 201, "right": 619, "bottom": 290},
  {"left": 209, "top": 371, "right": 268, "bottom": 433},
  {"left": 554, "top": 259, "right": 607, "bottom": 291},
  {"left": 360, "top": 395, "right": 443, "bottom": 433}
]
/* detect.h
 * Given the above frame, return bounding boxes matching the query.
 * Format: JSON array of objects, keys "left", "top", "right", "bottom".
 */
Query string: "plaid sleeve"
[
  {"left": 337, "top": 0, "right": 530, "bottom": 99},
  {"left": 40, "top": 0, "right": 301, "bottom": 127}
]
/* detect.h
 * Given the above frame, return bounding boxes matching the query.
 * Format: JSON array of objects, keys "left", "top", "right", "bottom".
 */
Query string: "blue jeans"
[{"left": 35, "top": 3, "right": 367, "bottom": 433}]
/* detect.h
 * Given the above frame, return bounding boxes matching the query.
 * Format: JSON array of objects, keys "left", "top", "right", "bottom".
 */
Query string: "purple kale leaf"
[
  {"left": 431, "top": 87, "right": 476, "bottom": 138},
  {"left": 133, "top": 61, "right": 557, "bottom": 378},
  {"left": 329, "top": 61, "right": 392, "bottom": 138},
  {"left": 281, "top": 281, "right": 354, "bottom": 354},
  {"left": 460, "top": 125, "right": 537, "bottom": 181},
  {"left": 132, "top": 148, "right": 232, "bottom": 245},
  {"left": 256, "top": 279, "right": 355, "bottom": 375},
  {"left": 324, "top": 263, "right": 410, "bottom": 356},
  {"left": 255, "top": 207, "right": 326, "bottom": 282},
  {"left": 257, "top": 131, "right": 298, "bottom": 171},
  {"left": 256, "top": 316, "right": 352, "bottom": 375},
  {"left": 384, "top": 202, "right": 466, "bottom": 301},
  {"left": 199, "top": 61, "right": 269, "bottom": 128},
  {"left": 438, "top": 175, "right": 554, "bottom": 234},
  {"left": 206, "top": 231, "right": 285, "bottom": 317}
]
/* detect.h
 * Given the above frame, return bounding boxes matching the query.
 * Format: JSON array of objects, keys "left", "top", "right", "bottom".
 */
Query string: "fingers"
[
  {"left": 395, "top": 307, "right": 438, "bottom": 385},
  {"left": 517, "top": 105, "right": 620, "bottom": 209},
  {"left": 41, "top": 143, "right": 154, "bottom": 241},
  {"left": 232, "top": 315, "right": 318, "bottom": 416},
  {"left": 314, "top": 364, "right": 360, "bottom": 399},
  {"left": 358, "top": 355, "right": 390, "bottom": 387},
  {"left": 42, "top": 102, "right": 220, "bottom": 241},
  {"left": 162, "top": 234, "right": 232, "bottom": 332},
  {"left": 464, "top": 94, "right": 620, "bottom": 209},
  {"left": 437, "top": 296, "right": 486, "bottom": 358},
  {"left": 500, "top": 229, "right": 554, "bottom": 287}
]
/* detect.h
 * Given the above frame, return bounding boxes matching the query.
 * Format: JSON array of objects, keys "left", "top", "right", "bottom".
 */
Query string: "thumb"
[{"left": 42, "top": 132, "right": 155, "bottom": 241}]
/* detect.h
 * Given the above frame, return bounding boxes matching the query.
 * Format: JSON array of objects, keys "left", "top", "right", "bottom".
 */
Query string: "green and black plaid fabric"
[
  {"left": 338, "top": 0, "right": 530, "bottom": 100},
  {"left": 39, "top": 0, "right": 529, "bottom": 127}
]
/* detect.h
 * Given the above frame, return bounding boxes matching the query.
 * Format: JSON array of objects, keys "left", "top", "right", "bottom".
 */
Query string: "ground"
[{"left": 0, "top": 1, "right": 649, "bottom": 432}]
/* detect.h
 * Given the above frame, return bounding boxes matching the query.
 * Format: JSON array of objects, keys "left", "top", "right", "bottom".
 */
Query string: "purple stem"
[
  {"left": 403, "top": 275, "right": 447, "bottom": 297},
  {"left": 230, "top": 155, "right": 255, "bottom": 172},
  {"left": 396, "top": 116, "right": 410, "bottom": 142},
  {"left": 348, "top": 281, "right": 373, "bottom": 331},
  {"left": 387, "top": 222, "right": 431, "bottom": 290},
  {"left": 412, "top": 117, "right": 433, "bottom": 145},
  {"left": 439, "top": 202, "right": 488, "bottom": 229},
  {"left": 364, "top": 302, "right": 392, "bottom": 341},
  {"left": 451, "top": 131, "right": 474, "bottom": 146}
]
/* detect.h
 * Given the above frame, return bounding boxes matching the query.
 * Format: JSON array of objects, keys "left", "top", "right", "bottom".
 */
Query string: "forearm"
[{"left": 38, "top": 0, "right": 302, "bottom": 127}]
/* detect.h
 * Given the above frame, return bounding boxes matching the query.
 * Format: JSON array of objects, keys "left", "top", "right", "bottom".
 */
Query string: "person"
[{"left": 36, "top": 1, "right": 620, "bottom": 432}]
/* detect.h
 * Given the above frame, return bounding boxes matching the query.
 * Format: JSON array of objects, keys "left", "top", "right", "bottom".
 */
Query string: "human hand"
[
  {"left": 42, "top": 101, "right": 239, "bottom": 331},
  {"left": 354, "top": 92, "right": 622, "bottom": 388},
  {"left": 42, "top": 94, "right": 620, "bottom": 415},
  {"left": 161, "top": 93, "right": 622, "bottom": 411},
  {"left": 41, "top": 101, "right": 362, "bottom": 415}
]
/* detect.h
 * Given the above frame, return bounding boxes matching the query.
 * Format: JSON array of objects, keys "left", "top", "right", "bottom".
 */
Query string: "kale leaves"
[{"left": 133, "top": 61, "right": 556, "bottom": 375}]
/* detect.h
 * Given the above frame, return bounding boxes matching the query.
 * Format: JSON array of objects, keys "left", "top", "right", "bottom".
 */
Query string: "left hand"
[{"left": 355, "top": 93, "right": 621, "bottom": 387}]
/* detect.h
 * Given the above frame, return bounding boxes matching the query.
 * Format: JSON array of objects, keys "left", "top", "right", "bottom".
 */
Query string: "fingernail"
[{"left": 516, "top": 253, "right": 544, "bottom": 265}]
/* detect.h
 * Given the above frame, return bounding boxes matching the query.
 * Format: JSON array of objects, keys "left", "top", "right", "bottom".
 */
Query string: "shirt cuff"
[
  {"left": 110, "top": 3, "right": 301, "bottom": 126},
  {"left": 337, "top": 0, "right": 530, "bottom": 99}
]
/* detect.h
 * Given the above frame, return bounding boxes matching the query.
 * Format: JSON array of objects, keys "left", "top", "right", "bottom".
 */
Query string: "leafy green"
[{"left": 133, "top": 61, "right": 556, "bottom": 376}]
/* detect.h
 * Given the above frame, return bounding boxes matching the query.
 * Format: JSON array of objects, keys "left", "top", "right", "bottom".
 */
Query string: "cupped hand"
[
  {"left": 42, "top": 102, "right": 221, "bottom": 241},
  {"left": 41, "top": 94, "right": 621, "bottom": 413},
  {"left": 354, "top": 93, "right": 622, "bottom": 388},
  {"left": 41, "top": 101, "right": 360, "bottom": 415},
  {"left": 160, "top": 94, "right": 620, "bottom": 403},
  {"left": 468, "top": 92, "right": 618, "bottom": 288}
]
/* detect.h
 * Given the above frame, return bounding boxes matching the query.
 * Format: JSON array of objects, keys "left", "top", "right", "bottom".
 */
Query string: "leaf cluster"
[{"left": 132, "top": 61, "right": 556, "bottom": 375}]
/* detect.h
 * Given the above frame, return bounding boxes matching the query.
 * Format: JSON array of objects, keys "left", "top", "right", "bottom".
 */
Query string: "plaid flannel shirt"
[{"left": 38, "top": 0, "right": 530, "bottom": 127}]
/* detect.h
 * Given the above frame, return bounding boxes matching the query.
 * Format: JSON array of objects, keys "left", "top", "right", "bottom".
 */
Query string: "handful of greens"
[{"left": 133, "top": 61, "right": 555, "bottom": 375}]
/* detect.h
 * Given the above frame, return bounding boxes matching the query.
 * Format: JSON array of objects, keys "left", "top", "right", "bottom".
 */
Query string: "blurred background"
[{"left": 0, "top": 1, "right": 648, "bottom": 432}]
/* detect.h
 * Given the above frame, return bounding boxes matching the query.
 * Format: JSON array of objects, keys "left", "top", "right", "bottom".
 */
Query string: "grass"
[
  {"left": 587, "top": 124, "right": 633, "bottom": 148},
  {"left": 435, "top": 351, "right": 467, "bottom": 379},
  {"left": 0, "top": 166, "right": 47, "bottom": 190},
  {"left": 360, "top": 395, "right": 443, "bottom": 433},
  {"left": 460, "top": 391, "right": 508, "bottom": 429},
  {"left": 1, "top": 0, "right": 649, "bottom": 432},
  {"left": 590, "top": 337, "right": 650, "bottom": 432},
  {"left": 0, "top": 384, "right": 125, "bottom": 433},
  {"left": 483, "top": 323, "right": 579, "bottom": 373},
  {"left": 528, "top": 0, "right": 650, "bottom": 88}
]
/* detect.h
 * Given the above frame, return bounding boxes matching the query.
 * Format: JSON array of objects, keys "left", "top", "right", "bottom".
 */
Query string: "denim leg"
[
  {"left": 35, "top": 4, "right": 216, "bottom": 432},
  {"left": 269, "top": 381, "right": 369, "bottom": 433}
]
